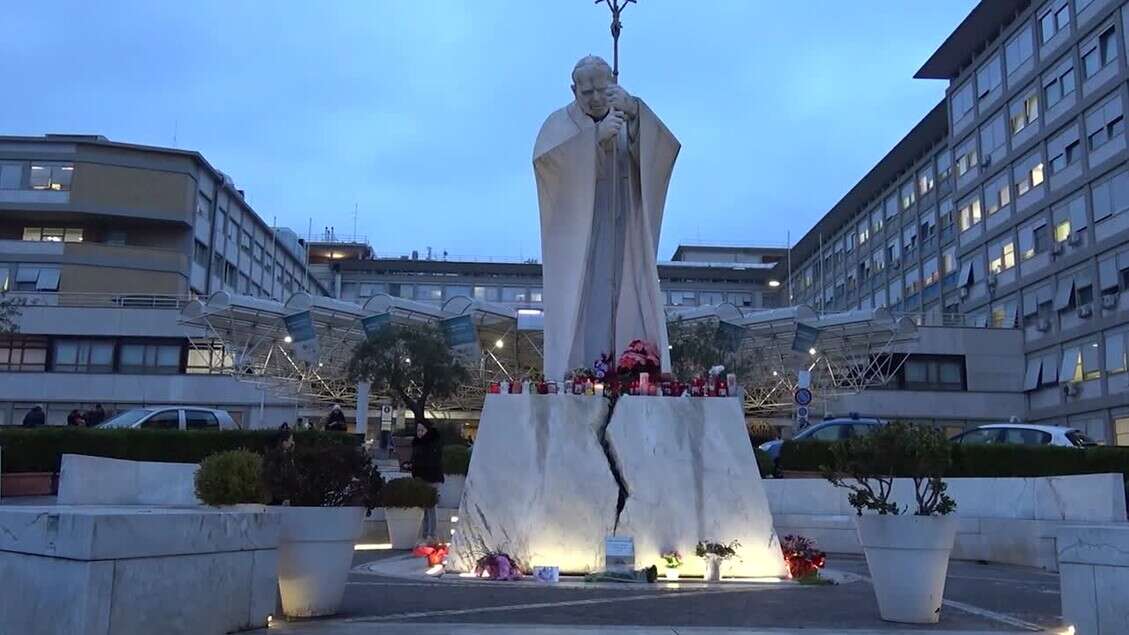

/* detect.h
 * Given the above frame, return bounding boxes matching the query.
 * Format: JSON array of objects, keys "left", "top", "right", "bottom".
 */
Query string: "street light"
[
  {"left": 495, "top": 339, "right": 504, "bottom": 349},
  {"left": 283, "top": 335, "right": 293, "bottom": 344},
  {"left": 808, "top": 347, "right": 818, "bottom": 356},
  {"left": 767, "top": 280, "right": 781, "bottom": 288}
]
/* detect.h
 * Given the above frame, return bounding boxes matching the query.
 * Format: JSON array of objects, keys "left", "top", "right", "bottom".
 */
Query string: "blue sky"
[{"left": 1, "top": 1, "right": 976, "bottom": 261}]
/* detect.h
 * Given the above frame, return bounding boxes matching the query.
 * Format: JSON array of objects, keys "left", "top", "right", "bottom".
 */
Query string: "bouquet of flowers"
[
  {"left": 660, "top": 551, "right": 683, "bottom": 569},
  {"left": 781, "top": 534, "right": 826, "bottom": 581},
  {"left": 695, "top": 540, "right": 740, "bottom": 560},
  {"left": 412, "top": 541, "right": 449, "bottom": 567},
  {"left": 474, "top": 551, "right": 523, "bottom": 580},
  {"left": 593, "top": 352, "right": 613, "bottom": 380},
  {"left": 616, "top": 339, "right": 661, "bottom": 379}
]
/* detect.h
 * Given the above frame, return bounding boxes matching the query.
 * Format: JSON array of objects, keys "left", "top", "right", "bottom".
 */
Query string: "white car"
[
  {"left": 950, "top": 423, "right": 1097, "bottom": 448},
  {"left": 96, "top": 406, "right": 239, "bottom": 431}
]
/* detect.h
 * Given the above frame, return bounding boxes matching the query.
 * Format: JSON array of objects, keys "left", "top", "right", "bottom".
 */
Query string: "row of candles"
[{"left": 487, "top": 372, "right": 740, "bottom": 398}]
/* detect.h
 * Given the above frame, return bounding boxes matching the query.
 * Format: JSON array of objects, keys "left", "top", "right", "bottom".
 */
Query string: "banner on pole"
[{"left": 283, "top": 311, "right": 319, "bottom": 364}]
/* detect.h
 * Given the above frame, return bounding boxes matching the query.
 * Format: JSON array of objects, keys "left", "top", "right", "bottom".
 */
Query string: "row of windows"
[
  {"left": 0, "top": 337, "right": 186, "bottom": 374},
  {"left": 1, "top": 265, "right": 61, "bottom": 292},
  {"left": 1023, "top": 328, "right": 1129, "bottom": 390},
  {"left": 0, "top": 162, "right": 74, "bottom": 192}
]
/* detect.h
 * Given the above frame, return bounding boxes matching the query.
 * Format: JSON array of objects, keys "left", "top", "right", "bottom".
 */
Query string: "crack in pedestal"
[{"left": 598, "top": 399, "right": 630, "bottom": 533}]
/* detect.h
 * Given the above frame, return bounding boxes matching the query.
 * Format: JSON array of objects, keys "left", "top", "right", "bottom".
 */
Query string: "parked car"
[
  {"left": 950, "top": 423, "right": 1098, "bottom": 448},
  {"left": 96, "top": 406, "right": 239, "bottom": 431},
  {"left": 758, "top": 416, "right": 884, "bottom": 464}
]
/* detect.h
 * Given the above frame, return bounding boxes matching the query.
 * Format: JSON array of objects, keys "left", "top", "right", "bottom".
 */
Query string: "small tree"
[
  {"left": 667, "top": 319, "right": 749, "bottom": 379},
  {"left": 346, "top": 324, "right": 470, "bottom": 427},
  {"left": 0, "top": 292, "right": 22, "bottom": 335},
  {"left": 822, "top": 421, "right": 956, "bottom": 516}
]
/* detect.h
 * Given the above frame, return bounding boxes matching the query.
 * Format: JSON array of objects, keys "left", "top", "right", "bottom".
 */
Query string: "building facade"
[
  {"left": 0, "top": 135, "right": 324, "bottom": 427},
  {"left": 786, "top": 0, "right": 1129, "bottom": 443}
]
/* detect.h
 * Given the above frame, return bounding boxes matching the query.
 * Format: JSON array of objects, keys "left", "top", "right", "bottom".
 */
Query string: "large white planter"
[
  {"left": 703, "top": 555, "right": 722, "bottom": 582},
  {"left": 855, "top": 514, "right": 958, "bottom": 624},
  {"left": 277, "top": 506, "right": 365, "bottom": 618},
  {"left": 438, "top": 475, "right": 465, "bottom": 508},
  {"left": 385, "top": 507, "right": 425, "bottom": 549}
]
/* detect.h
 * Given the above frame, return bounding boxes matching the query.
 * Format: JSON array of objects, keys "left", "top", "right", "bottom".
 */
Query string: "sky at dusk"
[{"left": 2, "top": 1, "right": 977, "bottom": 261}]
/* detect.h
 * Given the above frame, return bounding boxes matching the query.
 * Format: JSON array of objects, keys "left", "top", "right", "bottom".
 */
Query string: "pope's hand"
[
  {"left": 606, "top": 85, "right": 638, "bottom": 119},
  {"left": 598, "top": 110, "right": 626, "bottom": 145}
]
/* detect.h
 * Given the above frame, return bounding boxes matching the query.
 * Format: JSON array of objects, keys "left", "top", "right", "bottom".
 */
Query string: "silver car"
[
  {"left": 96, "top": 406, "right": 239, "bottom": 431},
  {"left": 950, "top": 423, "right": 1098, "bottom": 448}
]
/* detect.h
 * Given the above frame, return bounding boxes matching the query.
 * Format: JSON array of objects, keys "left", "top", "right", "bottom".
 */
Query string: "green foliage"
[
  {"left": 754, "top": 448, "right": 774, "bottom": 479},
  {"left": 823, "top": 422, "right": 956, "bottom": 516},
  {"left": 346, "top": 324, "right": 471, "bottom": 424},
  {"left": 695, "top": 540, "right": 740, "bottom": 560},
  {"left": 0, "top": 428, "right": 359, "bottom": 474},
  {"left": 378, "top": 476, "right": 439, "bottom": 508},
  {"left": 262, "top": 444, "right": 383, "bottom": 509},
  {"left": 779, "top": 441, "right": 834, "bottom": 473},
  {"left": 0, "top": 292, "right": 22, "bottom": 335},
  {"left": 667, "top": 319, "right": 750, "bottom": 380},
  {"left": 442, "top": 445, "right": 472, "bottom": 475},
  {"left": 780, "top": 439, "right": 1129, "bottom": 480},
  {"left": 195, "top": 450, "right": 267, "bottom": 506}
]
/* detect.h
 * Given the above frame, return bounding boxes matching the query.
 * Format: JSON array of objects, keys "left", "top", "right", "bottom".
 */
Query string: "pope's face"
[{"left": 572, "top": 69, "right": 612, "bottom": 119}]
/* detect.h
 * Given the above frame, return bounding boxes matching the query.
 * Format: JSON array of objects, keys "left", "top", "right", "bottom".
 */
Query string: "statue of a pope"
[{"left": 534, "top": 55, "right": 680, "bottom": 381}]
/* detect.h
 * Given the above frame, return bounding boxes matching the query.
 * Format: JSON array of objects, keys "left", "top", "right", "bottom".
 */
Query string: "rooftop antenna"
[{"left": 352, "top": 203, "right": 358, "bottom": 242}]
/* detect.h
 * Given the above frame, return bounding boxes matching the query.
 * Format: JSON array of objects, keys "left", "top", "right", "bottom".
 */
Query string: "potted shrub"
[
  {"left": 194, "top": 449, "right": 268, "bottom": 506},
  {"left": 438, "top": 445, "right": 470, "bottom": 508},
  {"left": 695, "top": 540, "right": 739, "bottom": 582},
  {"left": 823, "top": 422, "right": 957, "bottom": 624},
  {"left": 262, "top": 444, "right": 383, "bottom": 618},
  {"left": 379, "top": 477, "right": 439, "bottom": 549}
]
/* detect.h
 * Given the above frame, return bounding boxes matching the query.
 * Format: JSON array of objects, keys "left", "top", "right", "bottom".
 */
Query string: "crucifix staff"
[{"left": 596, "top": 0, "right": 636, "bottom": 81}]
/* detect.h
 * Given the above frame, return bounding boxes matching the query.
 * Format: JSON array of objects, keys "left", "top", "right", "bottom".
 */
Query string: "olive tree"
[{"left": 346, "top": 323, "right": 469, "bottom": 426}]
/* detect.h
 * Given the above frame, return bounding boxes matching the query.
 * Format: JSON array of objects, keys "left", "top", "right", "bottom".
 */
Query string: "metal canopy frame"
[{"left": 181, "top": 293, "right": 917, "bottom": 417}]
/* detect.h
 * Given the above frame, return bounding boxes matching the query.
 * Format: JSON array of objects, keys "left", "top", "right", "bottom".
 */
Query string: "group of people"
[{"left": 20, "top": 404, "right": 107, "bottom": 428}]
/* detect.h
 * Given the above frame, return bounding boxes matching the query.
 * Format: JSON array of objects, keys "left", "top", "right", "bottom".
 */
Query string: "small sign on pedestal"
[{"left": 605, "top": 536, "right": 635, "bottom": 573}]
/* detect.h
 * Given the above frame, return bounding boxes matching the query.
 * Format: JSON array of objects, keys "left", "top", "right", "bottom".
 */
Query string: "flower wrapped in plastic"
[
  {"left": 781, "top": 534, "right": 827, "bottom": 581},
  {"left": 474, "top": 551, "right": 523, "bottom": 580},
  {"left": 412, "top": 541, "right": 449, "bottom": 567},
  {"left": 616, "top": 339, "right": 661, "bottom": 379}
]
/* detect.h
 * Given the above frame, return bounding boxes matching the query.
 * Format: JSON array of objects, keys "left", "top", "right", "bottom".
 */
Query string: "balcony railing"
[{"left": 2, "top": 291, "right": 191, "bottom": 309}]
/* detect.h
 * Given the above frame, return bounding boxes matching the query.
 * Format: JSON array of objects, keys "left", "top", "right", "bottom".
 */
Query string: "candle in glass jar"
[
  {"left": 639, "top": 372, "right": 650, "bottom": 392},
  {"left": 594, "top": 382, "right": 604, "bottom": 396},
  {"left": 500, "top": 381, "right": 510, "bottom": 394}
]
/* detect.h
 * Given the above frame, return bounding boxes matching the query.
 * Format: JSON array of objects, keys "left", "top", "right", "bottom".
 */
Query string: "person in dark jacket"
[
  {"left": 22, "top": 405, "right": 45, "bottom": 428},
  {"left": 408, "top": 422, "right": 444, "bottom": 539},
  {"left": 325, "top": 404, "right": 347, "bottom": 432},
  {"left": 67, "top": 409, "right": 86, "bottom": 427},
  {"left": 85, "top": 404, "right": 106, "bottom": 427}
]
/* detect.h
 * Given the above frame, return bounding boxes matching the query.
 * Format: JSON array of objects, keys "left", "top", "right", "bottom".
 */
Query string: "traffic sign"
[
  {"left": 794, "top": 388, "right": 812, "bottom": 406},
  {"left": 796, "top": 406, "right": 809, "bottom": 419}
]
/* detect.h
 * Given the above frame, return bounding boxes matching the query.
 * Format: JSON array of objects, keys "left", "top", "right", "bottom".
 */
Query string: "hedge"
[
  {"left": 442, "top": 445, "right": 472, "bottom": 475},
  {"left": 778, "top": 440, "right": 1129, "bottom": 479},
  {"left": 754, "top": 448, "right": 773, "bottom": 479},
  {"left": 0, "top": 429, "right": 360, "bottom": 474}
]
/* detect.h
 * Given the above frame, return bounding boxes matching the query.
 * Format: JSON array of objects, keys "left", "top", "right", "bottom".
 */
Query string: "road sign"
[
  {"left": 796, "top": 406, "right": 809, "bottom": 419},
  {"left": 794, "top": 388, "right": 812, "bottom": 406}
]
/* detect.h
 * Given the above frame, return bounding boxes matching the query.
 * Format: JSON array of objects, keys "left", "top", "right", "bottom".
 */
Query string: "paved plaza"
[{"left": 268, "top": 551, "right": 1066, "bottom": 635}]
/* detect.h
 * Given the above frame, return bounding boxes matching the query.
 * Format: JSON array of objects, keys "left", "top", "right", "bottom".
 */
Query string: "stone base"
[
  {"left": 450, "top": 395, "right": 617, "bottom": 573},
  {"left": 1057, "top": 525, "right": 1129, "bottom": 634},
  {"left": 0, "top": 506, "right": 278, "bottom": 635},
  {"left": 450, "top": 394, "right": 787, "bottom": 578}
]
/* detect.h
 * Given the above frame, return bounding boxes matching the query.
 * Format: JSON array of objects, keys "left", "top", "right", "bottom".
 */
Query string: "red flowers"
[
  {"left": 781, "top": 534, "right": 826, "bottom": 580},
  {"left": 617, "top": 339, "right": 661, "bottom": 377},
  {"left": 412, "top": 542, "right": 449, "bottom": 567}
]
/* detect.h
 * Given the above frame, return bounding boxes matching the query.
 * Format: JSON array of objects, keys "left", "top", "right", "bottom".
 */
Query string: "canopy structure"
[
  {"left": 669, "top": 305, "right": 918, "bottom": 415},
  {"left": 182, "top": 292, "right": 917, "bottom": 417}
]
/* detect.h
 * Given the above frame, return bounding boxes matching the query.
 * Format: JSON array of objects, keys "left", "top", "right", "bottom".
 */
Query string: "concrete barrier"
[
  {"left": 0, "top": 505, "right": 278, "bottom": 635},
  {"left": 1057, "top": 525, "right": 1129, "bottom": 634},
  {"left": 57, "top": 454, "right": 200, "bottom": 506},
  {"left": 765, "top": 474, "right": 1127, "bottom": 570}
]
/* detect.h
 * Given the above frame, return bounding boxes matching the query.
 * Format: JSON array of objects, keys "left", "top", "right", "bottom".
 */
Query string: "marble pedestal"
[
  {"left": 0, "top": 506, "right": 279, "bottom": 635},
  {"left": 1057, "top": 525, "right": 1129, "bottom": 634},
  {"left": 449, "top": 394, "right": 787, "bottom": 578}
]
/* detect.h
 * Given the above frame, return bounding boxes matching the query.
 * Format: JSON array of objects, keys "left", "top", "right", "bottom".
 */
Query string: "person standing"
[
  {"left": 66, "top": 409, "right": 86, "bottom": 427},
  {"left": 85, "top": 403, "right": 106, "bottom": 427},
  {"left": 325, "top": 404, "right": 347, "bottom": 432},
  {"left": 408, "top": 422, "right": 444, "bottom": 540},
  {"left": 22, "top": 405, "right": 45, "bottom": 428}
]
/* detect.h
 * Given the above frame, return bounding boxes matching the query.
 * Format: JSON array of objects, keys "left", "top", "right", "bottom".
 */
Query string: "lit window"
[
  {"left": 28, "top": 163, "right": 74, "bottom": 191},
  {"left": 958, "top": 196, "right": 983, "bottom": 231},
  {"left": 1014, "top": 152, "right": 1045, "bottom": 196},
  {"left": 1010, "top": 92, "right": 1040, "bottom": 135}
]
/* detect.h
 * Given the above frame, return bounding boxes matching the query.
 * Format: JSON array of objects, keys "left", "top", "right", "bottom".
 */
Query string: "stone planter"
[
  {"left": 438, "top": 474, "right": 465, "bottom": 508},
  {"left": 277, "top": 506, "right": 365, "bottom": 618},
  {"left": 855, "top": 514, "right": 957, "bottom": 624},
  {"left": 385, "top": 507, "right": 424, "bottom": 549},
  {"left": 703, "top": 555, "right": 722, "bottom": 582},
  {"left": 664, "top": 567, "right": 680, "bottom": 581},
  {"left": 0, "top": 472, "right": 57, "bottom": 497}
]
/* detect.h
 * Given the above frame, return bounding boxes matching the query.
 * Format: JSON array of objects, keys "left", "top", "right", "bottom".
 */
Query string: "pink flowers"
[{"left": 617, "top": 339, "right": 661, "bottom": 377}]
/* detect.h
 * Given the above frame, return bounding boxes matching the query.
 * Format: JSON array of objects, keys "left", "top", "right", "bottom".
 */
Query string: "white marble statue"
[{"left": 534, "top": 55, "right": 680, "bottom": 381}]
